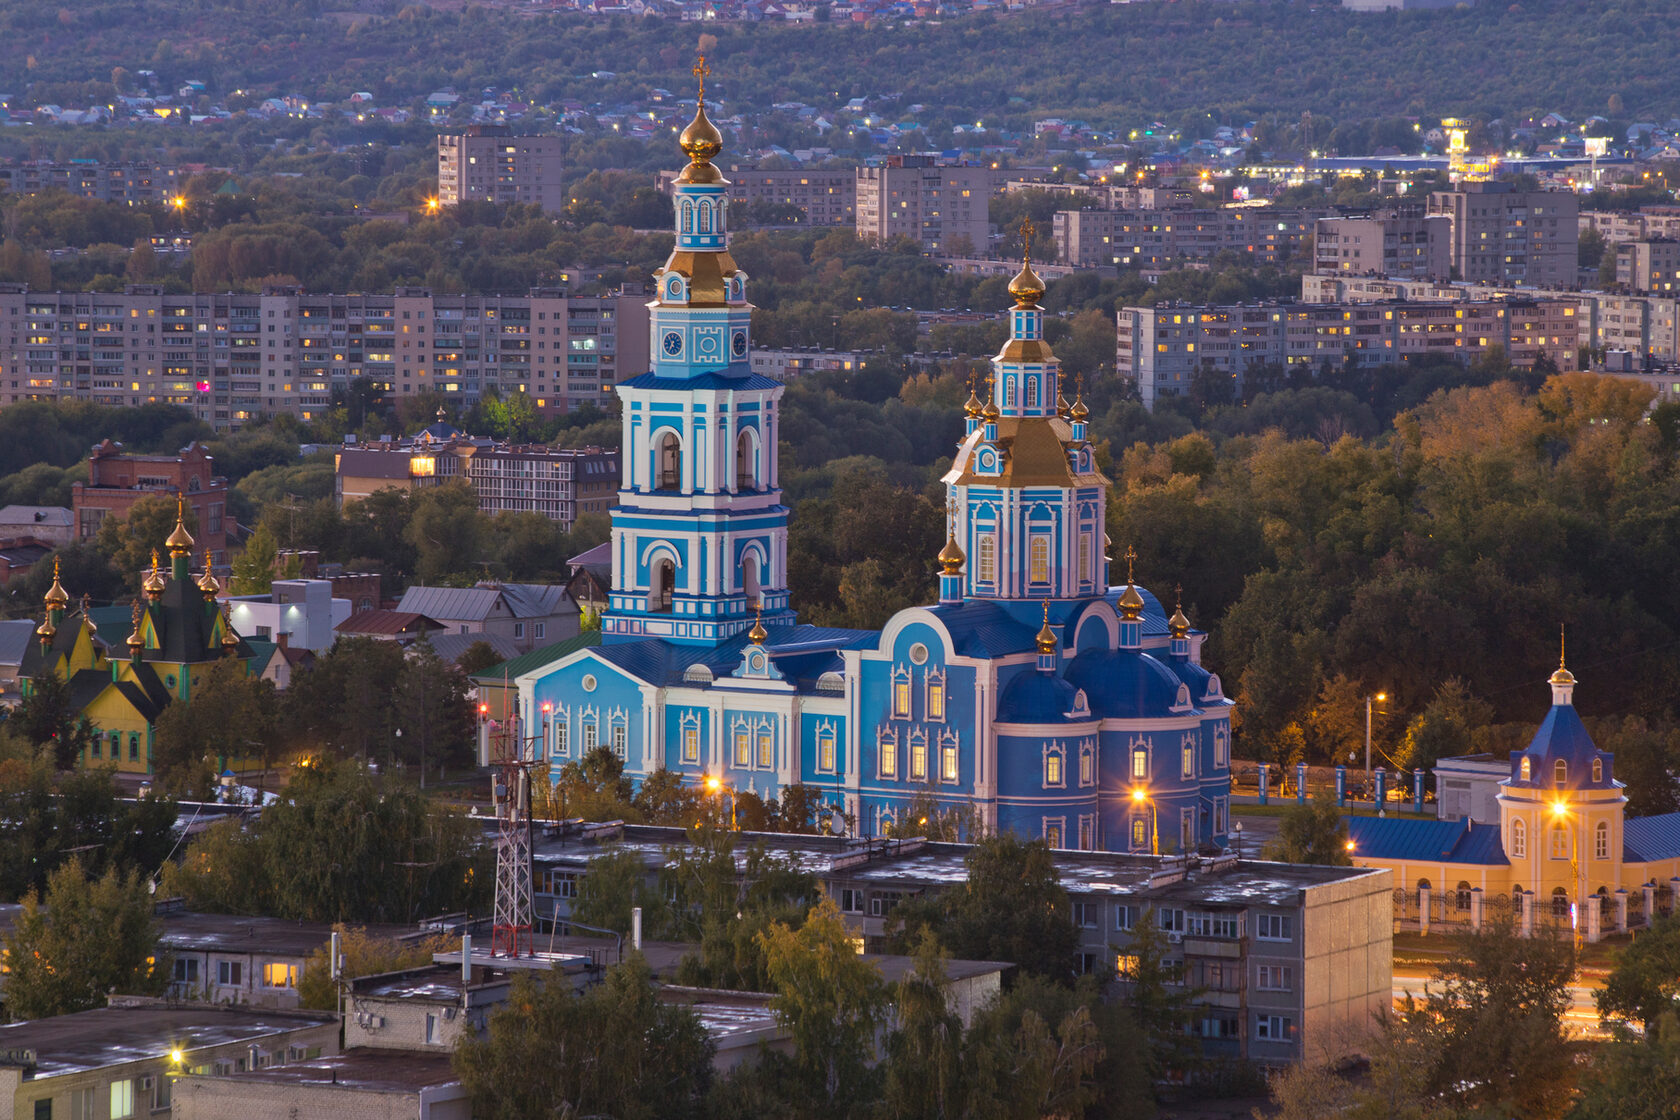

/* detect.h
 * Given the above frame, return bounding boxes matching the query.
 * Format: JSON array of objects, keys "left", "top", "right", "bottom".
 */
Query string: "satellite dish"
[{"left": 831, "top": 810, "right": 846, "bottom": 837}]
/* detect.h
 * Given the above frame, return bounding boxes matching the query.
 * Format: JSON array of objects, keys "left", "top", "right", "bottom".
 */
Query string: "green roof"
[{"left": 470, "top": 630, "right": 601, "bottom": 685}]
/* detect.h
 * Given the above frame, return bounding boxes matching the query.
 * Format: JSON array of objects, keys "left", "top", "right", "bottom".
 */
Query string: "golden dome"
[
  {"left": 747, "top": 607, "right": 767, "bottom": 646},
  {"left": 43, "top": 555, "right": 69, "bottom": 610},
  {"left": 1008, "top": 260, "right": 1046, "bottom": 308},
  {"left": 143, "top": 550, "right": 167, "bottom": 599},
  {"left": 938, "top": 531, "right": 966, "bottom": 575},
  {"left": 197, "top": 548, "right": 220, "bottom": 596},
  {"left": 1035, "top": 602, "right": 1057, "bottom": 656},
  {"left": 1056, "top": 394, "right": 1071, "bottom": 419},
  {"left": 1070, "top": 395, "right": 1089, "bottom": 422},
  {"left": 964, "top": 384, "right": 983, "bottom": 419},
  {"left": 126, "top": 600, "right": 145, "bottom": 653},
  {"left": 166, "top": 494, "right": 195, "bottom": 554},
  {"left": 981, "top": 397, "right": 1000, "bottom": 423},
  {"left": 1549, "top": 666, "right": 1576, "bottom": 687},
  {"left": 1169, "top": 604, "right": 1191, "bottom": 639},
  {"left": 1118, "top": 583, "right": 1145, "bottom": 621},
  {"left": 221, "top": 602, "right": 240, "bottom": 650},
  {"left": 35, "top": 618, "right": 55, "bottom": 641},
  {"left": 80, "top": 595, "right": 96, "bottom": 635},
  {"left": 679, "top": 104, "right": 724, "bottom": 166}
]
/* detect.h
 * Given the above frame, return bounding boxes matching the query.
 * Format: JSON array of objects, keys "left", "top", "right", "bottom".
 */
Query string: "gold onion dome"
[
  {"left": 197, "top": 548, "right": 221, "bottom": 595},
  {"left": 1070, "top": 395, "right": 1089, "bottom": 422},
  {"left": 679, "top": 104, "right": 723, "bottom": 166},
  {"left": 35, "top": 617, "right": 55, "bottom": 640},
  {"left": 938, "top": 532, "right": 966, "bottom": 574},
  {"left": 964, "top": 384, "right": 983, "bottom": 419},
  {"left": 143, "top": 550, "right": 167, "bottom": 598},
  {"left": 166, "top": 494, "right": 195, "bottom": 554},
  {"left": 1056, "top": 394, "right": 1071, "bottom": 419},
  {"left": 1169, "top": 604, "right": 1191, "bottom": 639},
  {"left": 1008, "top": 260, "right": 1046, "bottom": 308},
  {"left": 221, "top": 602, "right": 239, "bottom": 650},
  {"left": 1118, "top": 583, "right": 1145, "bottom": 621},
  {"left": 80, "top": 595, "right": 96, "bottom": 635},
  {"left": 126, "top": 600, "right": 145, "bottom": 653},
  {"left": 43, "top": 555, "right": 69, "bottom": 609},
  {"left": 747, "top": 607, "right": 767, "bottom": 646},
  {"left": 1035, "top": 602, "right": 1057, "bottom": 656},
  {"left": 981, "top": 396, "right": 1000, "bottom": 423}
]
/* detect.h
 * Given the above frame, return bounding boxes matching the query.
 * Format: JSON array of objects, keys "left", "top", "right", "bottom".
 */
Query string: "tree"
[
  {"left": 758, "top": 897, "right": 889, "bottom": 1116},
  {"left": 1, "top": 858, "right": 168, "bottom": 1019},
  {"left": 1122, "top": 907, "right": 1203, "bottom": 1079},
  {"left": 392, "top": 637, "right": 475, "bottom": 783},
  {"left": 1264, "top": 793, "right": 1352, "bottom": 866},
  {"left": 883, "top": 928, "right": 965, "bottom": 1120},
  {"left": 959, "top": 976, "right": 1106, "bottom": 1120},
  {"left": 13, "top": 670, "right": 96, "bottom": 770},
  {"left": 570, "top": 846, "right": 670, "bottom": 937},
  {"left": 453, "top": 955, "right": 714, "bottom": 1120},
  {"left": 631, "top": 766, "right": 703, "bottom": 826},
  {"left": 455, "top": 639, "right": 505, "bottom": 676},
  {"left": 228, "top": 521, "right": 283, "bottom": 594},
  {"left": 890, "top": 834, "right": 1078, "bottom": 984},
  {"left": 1598, "top": 913, "right": 1680, "bottom": 1030},
  {"left": 296, "top": 924, "right": 457, "bottom": 1011},
  {"left": 282, "top": 637, "right": 405, "bottom": 764},
  {"left": 152, "top": 657, "right": 279, "bottom": 797},
  {"left": 95, "top": 492, "right": 194, "bottom": 586},
  {"left": 1395, "top": 678, "right": 1494, "bottom": 773},
  {"left": 0, "top": 757, "right": 178, "bottom": 901},
  {"left": 1571, "top": 1013, "right": 1680, "bottom": 1120}
]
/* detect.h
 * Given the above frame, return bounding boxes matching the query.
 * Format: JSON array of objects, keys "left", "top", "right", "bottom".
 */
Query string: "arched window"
[
  {"left": 1029, "top": 537, "right": 1050, "bottom": 584},
  {"left": 1025, "top": 377, "right": 1039, "bottom": 408},
  {"left": 699, "top": 200, "right": 712, "bottom": 233},
  {"left": 1554, "top": 759, "right": 1567, "bottom": 785},
  {"left": 736, "top": 428, "right": 756, "bottom": 491},
  {"left": 1551, "top": 887, "right": 1570, "bottom": 917},
  {"left": 1595, "top": 820, "right": 1610, "bottom": 860},
  {"left": 1005, "top": 379, "right": 1018, "bottom": 408},
  {"left": 741, "top": 552, "right": 761, "bottom": 609},
  {"left": 1044, "top": 748, "right": 1064, "bottom": 787},
  {"left": 1592, "top": 758, "right": 1603, "bottom": 783},
  {"left": 976, "top": 536, "right": 996, "bottom": 584},
  {"left": 681, "top": 199, "right": 693, "bottom": 233},
  {"left": 128, "top": 733, "right": 139, "bottom": 761},
  {"left": 1132, "top": 747, "right": 1148, "bottom": 780},
  {"left": 652, "top": 558, "right": 676, "bottom": 613},
  {"left": 1520, "top": 756, "right": 1532, "bottom": 781},
  {"left": 1510, "top": 817, "right": 1527, "bottom": 858},
  {"left": 658, "top": 431, "right": 682, "bottom": 490},
  {"left": 1417, "top": 878, "right": 1432, "bottom": 892},
  {"left": 1550, "top": 822, "right": 1571, "bottom": 860},
  {"left": 1455, "top": 882, "right": 1473, "bottom": 911},
  {"left": 110, "top": 732, "right": 120, "bottom": 759}
]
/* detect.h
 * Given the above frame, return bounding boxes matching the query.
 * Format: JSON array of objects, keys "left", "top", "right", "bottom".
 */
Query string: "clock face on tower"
[
  {"left": 732, "top": 330, "right": 748, "bottom": 358},
  {"left": 662, "top": 331, "right": 683, "bottom": 357}
]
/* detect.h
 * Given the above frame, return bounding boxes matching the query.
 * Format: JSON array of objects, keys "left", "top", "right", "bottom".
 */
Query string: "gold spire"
[
  {"left": 165, "top": 493, "right": 195, "bottom": 556},
  {"left": 981, "top": 372, "right": 1000, "bottom": 423},
  {"left": 1008, "top": 217, "right": 1046, "bottom": 308},
  {"left": 677, "top": 54, "right": 724, "bottom": 182},
  {"left": 938, "top": 498, "right": 966, "bottom": 574},
  {"left": 196, "top": 547, "right": 220, "bottom": 596},
  {"left": 43, "top": 555, "right": 69, "bottom": 610},
  {"left": 747, "top": 604, "right": 767, "bottom": 646},
  {"left": 80, "top": 594, "right": 96, "bottom": 635},
  {"left": 1035, "top": 600, "right": 1057, "bottom": 656},
  {"left": 1549, "top": 624, "right": 1575, "bottom": 686},
  {"left": 143, "top": 550, "right": 166, "bottom": 599},
  {"left": 126, "top": 598, "right": 145, "bottom": 654},
  {"left": 1169, "top": 586, "right": 1190, "bottom": 640},
  {"left": 1118, "top": 545, "right": 1144, "bottom": 621},
  {"left": 221, "top": 601, "right": 240, "bottom": 653},
  {"left": 1070, "top": 374, "right": 1089, "bottom": 422}
]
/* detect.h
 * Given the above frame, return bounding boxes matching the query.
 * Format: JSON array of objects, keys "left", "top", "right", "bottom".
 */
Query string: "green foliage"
[
  {"left": 95, "top": 492, "right": 195, "bottom": 587},
  {"left": 1597, "top": 913, "right": 1680, "bottom": 1030},
  {"left": 1395, "top": 678, "right": 1495, "bottom": 773},
  {"left": 1570, "top": 1013, "right": 1680, "bottom": 1120},
  {"left": 888, "top": 833, "right": 1078, "bottom": 984},
  {"left": 453, "top": 955, "right": 714, "bottom": 1120},
  {"left": 1263, "top": 794, "right": 1352, "bottom": 866},
  {"left": 282, "top": 636, "right": 407, "bottom": 764},
  {"left": 959, "top": 975, "right": 1106, "bottom": 1120},
  {"left": 0, "top": 757, "right": 178, "bottom": 902},
  {"left": 296, "top": 923, "right": 457, "bottom": 1011},
  {"left": 12, "top": 671, "right": 96, "bottom": 770},
  {"left": 392, "top": 637, "right": 476, "bottom": 780},
  {"left": 1, "top": 857, "right": 168, "bottom": 1020},
  {"left": 167, "top": 758, "right": 487, "bottom": 924},
  {"left": 152, "top": 657, "right": 280, "bottom": 798},
  {"left": 669, "top": 825, "right": 821, "bottom": 992}
]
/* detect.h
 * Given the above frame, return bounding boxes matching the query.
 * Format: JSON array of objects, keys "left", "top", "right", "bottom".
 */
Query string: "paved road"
[{"left": 1392, "top": 966, "right": 1615, "bottom": 1039}]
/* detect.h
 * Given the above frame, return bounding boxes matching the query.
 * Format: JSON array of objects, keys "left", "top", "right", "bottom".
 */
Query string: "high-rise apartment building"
[
  {"left": 0, "top": 160, "right": 182, "bottom": 204},
  {"left": 1426, "top": 182, "right": 1578, "bottom": 288},
  {"left": 0, "top": 285, "right": 649, "bottom": 430},
  {"left": 855, "top": 157, "right": 992, "bottom": 254},
  {"left": 1312, "top": 213, "right": 1452, "bottom": 279},
  {"left": 656, "top": 167, "right": 857, "bottom": 226},
  {"left": 1616, "top": 239, "right": 1680, "bottom": 294},
  {"left": 437, "top": 126, "right": 564, "bottom": 213},
  {"left": 1055, "top": 206, "right": 1327, "bottom": 269}
]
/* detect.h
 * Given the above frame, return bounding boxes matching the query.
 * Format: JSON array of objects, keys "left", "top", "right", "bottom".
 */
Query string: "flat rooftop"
[
  {"left": 187, "top": 1047, "right": 458, "bottom": 1094},
  {"left": 0, "top": 1005, "right": 334, "bottom": 1079},
  {"left": 157, "top": 911, "right": 421, "bottom": 958}
]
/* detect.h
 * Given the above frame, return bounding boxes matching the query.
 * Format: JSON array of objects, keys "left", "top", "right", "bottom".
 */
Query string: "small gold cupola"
[
  {"left": 1007, "top": 218, "right": 1047, "bottom": 309},
  {"left": 676, "top": 54, "right": 724, "bottom": 183},
  {"left": 221, "top": 601, "right": 240, "bottom": 654},
  {"left": 1035, "top": 600, "right": 1058, "bottom": 657},
  {"left": 747, "top": 605, "right": 767, "bottom": 646},
  {"left": 166, "top": 493, "right": 195, "bottom": 556},
  {"left": 126, "top": 598, "right": 145, "bottom": 658},
  {"left": 1117, "top": 544, "right": 1145, "bottom": 622},
  {"left": 44, "top": 555, "right": 70, "bottom": 612},
  {"left": 143, "top": 550, "right": 167, "bottom": 600},
  {"left": 80, "top": 594, "right": 97, "bottom": 636},
  {"left": 938, "top": 531, "right": 967, "bottom": 575},
  {"left": 197, "top": 547, "right": 221, "bottom": 597}
]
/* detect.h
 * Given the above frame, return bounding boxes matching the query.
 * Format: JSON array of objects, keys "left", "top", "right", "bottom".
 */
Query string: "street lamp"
[
  {"left": 1365, "top": 691, "right": 1387, "bottom": 792},
  {"left": 1551, "top": 799, "right": 1583, "bottom": 947},
  {"left": 706, "top": 776, "right": 736, "bottom": 830},
  {"left": 1232, "top": 819, "right": 1243, "bottom": 859},
  {"left": 1130, "top": 786, "right": 1158, "bottom": 856}
]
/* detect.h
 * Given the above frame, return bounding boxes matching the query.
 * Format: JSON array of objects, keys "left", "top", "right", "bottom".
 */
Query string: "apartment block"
[
  {"left": 1312, "top": 213, "right": 1451, "bottom": 279},
  {"left": 437, "top": 125, "right": 563, "bottom": 213},
  {"left": 1426, "top": 182, "right": 1578, "bottom": 287},
  {"left": 1616, "top": 239, "right": 1680, "bottom": 293},
  {"left": 1055, "top": 206, "right": 1327, "bottom": 269},
  {"left": 1580, "top": 205, "right": 1680, "bottom": 244},
  {"left": 0, "top": 285, "right": 648, "bottom": 430},
  {"left": 1117, "top": 299, "right": 1580, "bottom": 409},
  {"left": 529, "top": 823, "right": 1392, "bottom": 1066},
  {"left": 71, "top": 439, "right": 230, "bottom": 562},
  {"left": 855, "top": 157, "right": 992, "bottom": 254},
  {"left": 657, "top": 167, "right": 857, "bottom": 226},
  {"left": 456, "top": 443, "right": 620, "bottom": 527},
  {"left": 0, "top": 160, "right": 182, "bottom": 203}
]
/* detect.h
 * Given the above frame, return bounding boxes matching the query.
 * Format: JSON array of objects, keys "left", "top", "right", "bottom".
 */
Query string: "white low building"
[{"left": 224, "top": 580, "right": 350, "bottom": 653}]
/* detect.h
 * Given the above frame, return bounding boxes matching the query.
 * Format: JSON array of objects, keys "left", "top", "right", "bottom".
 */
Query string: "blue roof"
[
  {"left": 997, "top": 670, "right": 1085, "bottom": 724},
  {"left": 1346, "top": 816, "right": 1510, "bottom": 866},
  {"left": 615, "top": 370, "right": 782, "bottom": 393},
  {"left": 589, "top": 624, "right": 874, "bottom": 690},
  {"left": 1512, "top": 703, "right": 1611, "bottom": 790},
  {"left": 1624, "top": 812, "right": 1680, "bottom": 862},
  {"left": 1063, "top": 648, "right": 1186, "bottom": 720},
  {"left": 923, "top": 599, "right": 1037, "bottom": 658}
]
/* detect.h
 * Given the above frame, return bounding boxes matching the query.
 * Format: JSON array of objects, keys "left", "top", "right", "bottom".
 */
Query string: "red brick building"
[{"left": 72, "top": 441, "right": 231, "bottom": 563}]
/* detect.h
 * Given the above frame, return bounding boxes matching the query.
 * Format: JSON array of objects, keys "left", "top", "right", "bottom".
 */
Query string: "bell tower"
[{"left": 605, "top": 58, "right": 792, "bottom": 646}]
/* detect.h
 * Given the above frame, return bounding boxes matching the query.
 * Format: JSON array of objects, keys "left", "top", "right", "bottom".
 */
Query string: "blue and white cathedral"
[{"left": 519, "top": 75, "right": 1233, "bottom": 852}]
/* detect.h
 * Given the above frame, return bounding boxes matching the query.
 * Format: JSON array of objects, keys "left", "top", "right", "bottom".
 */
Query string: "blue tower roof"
[
  {"left": 1506, "top": 669, "right": 1614, "bottom": 791},
  {"left": 997, "top": 670, "right": 1088, "bottom": 724},
  {"left": 1063, "top": 648, "right": 1188, "bottom": 720}
]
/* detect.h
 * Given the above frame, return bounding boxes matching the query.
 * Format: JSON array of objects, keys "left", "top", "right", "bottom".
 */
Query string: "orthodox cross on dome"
[
  {"left": 1019, "top": 217, "right": 1034, "bottom": 265},
  {"left": 1558, "top": 624, "right": 1567, "bottom": 670},
  {"left": 693, "top": 54, "right": 711, "bottom": 104},
  {"left": 1123, "top": 544, "right": 1137, "bottom": 584},
  {"left": 946, "top": 495, "right": 957, "bottom": 532}
]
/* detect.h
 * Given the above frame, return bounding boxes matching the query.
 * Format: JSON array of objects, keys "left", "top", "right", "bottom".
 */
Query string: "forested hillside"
[{"left": 2, "top": 0, "right": 1674, "bottom": 126}]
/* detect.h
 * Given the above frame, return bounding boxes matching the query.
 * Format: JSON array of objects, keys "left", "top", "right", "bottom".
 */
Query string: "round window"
[
  {"left": 909, "top": 643, "right": 929, "bottom": 665},
  {"left": 581, "top": 674, "right": 597, "bottom": 692}
]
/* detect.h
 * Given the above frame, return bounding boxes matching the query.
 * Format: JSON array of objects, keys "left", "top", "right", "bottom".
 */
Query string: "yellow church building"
[
  {"left": 20, "top": 498, "right": 253, "bottom": 777},
  {"left": 1346, "top": 657, "right": 1680, "bottom": 941}
]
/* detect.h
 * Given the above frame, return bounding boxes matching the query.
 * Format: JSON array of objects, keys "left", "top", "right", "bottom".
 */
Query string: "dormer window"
[
  {"left": 1554, "top": 759, "right": 1567, "bottom": 786},
  {"left": 1520, "top": 757, "right": 1532, "bottom": 781},
  {"left": 1592, "top": 758, "right": 1603, "bottom": 783}
]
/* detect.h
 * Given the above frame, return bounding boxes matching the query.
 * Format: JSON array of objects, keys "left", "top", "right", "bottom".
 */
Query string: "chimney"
[{"left": 276, "top": 632, "right": 289, "bottom": 651}]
